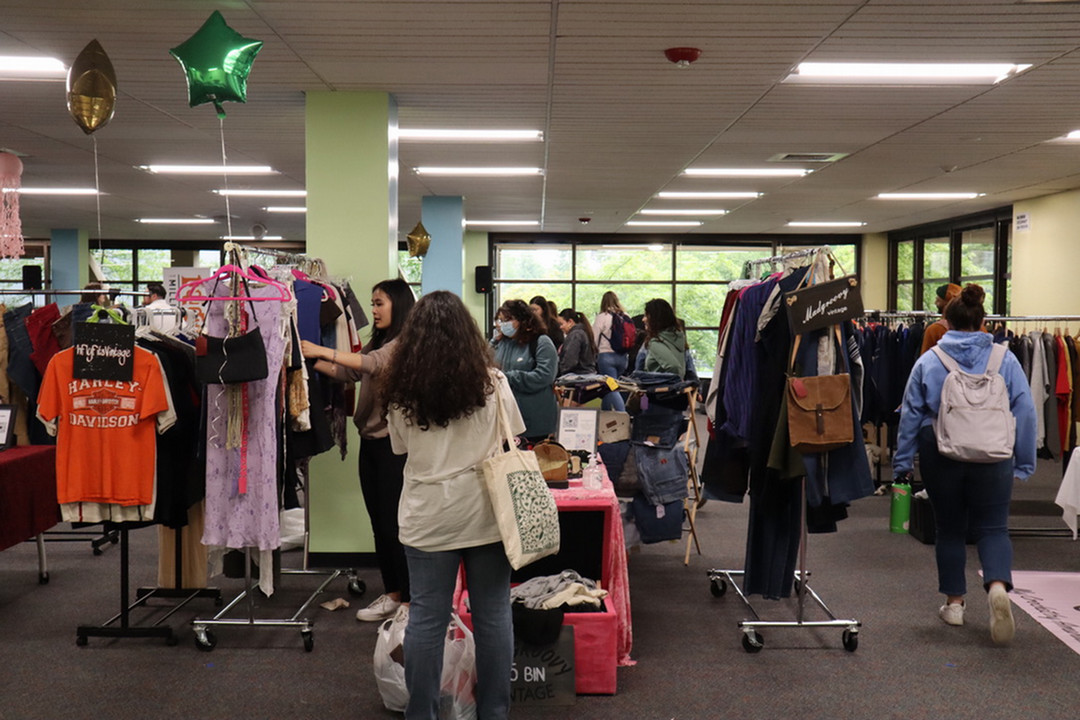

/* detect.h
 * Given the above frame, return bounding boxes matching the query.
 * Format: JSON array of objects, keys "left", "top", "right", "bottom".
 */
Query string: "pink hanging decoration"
[{"left": 0, "top": 152, "right": 25, "bottom": 259}]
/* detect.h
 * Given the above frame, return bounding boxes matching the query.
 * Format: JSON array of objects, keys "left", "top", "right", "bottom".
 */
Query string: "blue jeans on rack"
[
  {"left": 596, "top": 351, "right": 627, "bottom": 411},
  {"left": 404, "top": 542, "right": 512, "bottom": 720},
  {"left": 3, "top": 303, "right": 37, "bottom": 400},
  {"left": 918, "top": 426, "right": 1014, "bottom": 596}
]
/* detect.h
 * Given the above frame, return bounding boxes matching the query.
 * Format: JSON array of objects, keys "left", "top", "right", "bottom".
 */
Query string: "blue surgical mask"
[{"left": 499, "top": 320, "right": 517, "bottom": 338}]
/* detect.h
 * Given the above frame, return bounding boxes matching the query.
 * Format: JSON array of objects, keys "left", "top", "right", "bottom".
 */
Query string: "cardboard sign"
[
  {"left": 510, "top": 625, "right": 576, "bottom": 706},
  {"left": 73, "top": 322, "right": 135, "bottom": 381},
  {"left": 784, "top": 275, "right": 863, "bottom": 334}
]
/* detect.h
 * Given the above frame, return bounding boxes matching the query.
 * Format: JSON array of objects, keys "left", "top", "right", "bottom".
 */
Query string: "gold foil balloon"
[
  {"left": 407, "top": 221, "right": 431, "bottom": 258},
  {"left": 66, "top": 40, "right": 117, "bottom": 135}
]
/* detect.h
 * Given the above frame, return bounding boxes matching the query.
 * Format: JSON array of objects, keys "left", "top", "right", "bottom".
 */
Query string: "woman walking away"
[
  {"left": 383, "top": 291, "right": 523, "bottom": 720},
  {"left": 556, "top": 308, "right": 597, "bottom": 376},
  {"left": 893, "top": 284, "right": 1037, "bottom": 645},
  {"left": 593, "top": 291, "right": 630, "bottom": 411},
  {"left": 301, "top": 278, "right": 415, "bottom": 623},
  {"left": 492, "top": 299, "right": 558, "bottom": 444}
]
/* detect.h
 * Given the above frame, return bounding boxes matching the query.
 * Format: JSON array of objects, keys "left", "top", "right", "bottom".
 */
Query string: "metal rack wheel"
[
  {"left": 842, "top": 628, "right": 859, "bottom": 652},
  {"left": 38, "top": 572, "right": 49, "bottom": 585},
  {"left": 710, "top": 579, "right": 727, "bottom": 597},
  {"left": 347, "top": 577, "right": 367, "bottom": 598},
  {"left": 741, "top": 631, "right": 764, "bottom": 653},
  {"left": 302, "top": 629, "right": 314, "bottom": 652},
  {"left": 194, "top": 626, "right": 217, "bottom": 651}
]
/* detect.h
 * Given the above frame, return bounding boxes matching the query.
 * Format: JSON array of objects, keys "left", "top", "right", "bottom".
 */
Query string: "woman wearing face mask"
[
  {"left": 491, "top": 299, "right": 558, "bottom": 444},
  {"left": 301, "top": 278, "right": 416, "bottom": 624}
]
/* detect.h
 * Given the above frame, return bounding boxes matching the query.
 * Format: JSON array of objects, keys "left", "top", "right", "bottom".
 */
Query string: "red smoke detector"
[{"left": 664, "top": 47, "right": 702, "bottom": 68}]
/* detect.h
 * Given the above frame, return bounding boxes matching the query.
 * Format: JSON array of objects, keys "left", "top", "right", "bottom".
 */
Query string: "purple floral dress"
[{"left": 201, "top": 285, "right": 287, "bottom": 551}]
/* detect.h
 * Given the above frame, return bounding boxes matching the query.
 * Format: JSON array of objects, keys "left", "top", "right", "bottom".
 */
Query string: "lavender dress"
[{"left": 201, "top": 285, "right": 287, "bottom": 552}]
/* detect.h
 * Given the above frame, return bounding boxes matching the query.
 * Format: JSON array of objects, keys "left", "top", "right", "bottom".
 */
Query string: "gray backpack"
[{"left": 931, "top": 343, "right": 1015, "bottom": 463}]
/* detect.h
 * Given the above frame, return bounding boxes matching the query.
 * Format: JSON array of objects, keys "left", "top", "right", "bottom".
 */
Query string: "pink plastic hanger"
[{"left": 176, "top": 264, "right": 293, "bottom": 302}]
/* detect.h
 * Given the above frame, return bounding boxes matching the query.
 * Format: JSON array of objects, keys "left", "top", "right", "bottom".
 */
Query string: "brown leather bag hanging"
[
  {"left": 532, "top": 440, "right": 570, "bottom": 488},
  {"left": 786, "top": 326, "right": 855, "bottom": 454}
]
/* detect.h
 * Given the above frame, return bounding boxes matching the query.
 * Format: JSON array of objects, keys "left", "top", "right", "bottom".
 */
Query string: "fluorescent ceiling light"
[
  {"left": 0, "top": 55, "right": 66, "bottom": 80},
  {"left": 398, "top": 129, "right": 543, "bottom": 141},
  {"left": 625, "top": 220, "right": 703, "bottom": 227},
  {"left": 221, "top": 235, "right": 284, "bottom": 241},
  {"left": 787, "top": 221, "right": 866, "bottom": 228},
  {"left": 638, "top": 209, "right": 727, "bottom": 216},
  {"left": 213, "top": 189, "right": 306, "bottom": 197},
  {"left": 140, "top": 164, "right": 276, "bottom": 174},
  {"left": 415, "top": 167, "right": 544, "bottom": 176},
  {"left": 465, "top": 220, "right": 540, "bottom": 227},
  {"left": 264, "top": 206, "right": 307, "bottom": 213},
  {"left": 135, "top": 218, "right": 215, "bottom": 224},
  {"left": 786, "top": 62, "right": 1031, "bottom": 84},
  {"left": 656, "top": 191, "right": 761, "bottom": 199},
  {"left": 684, "top": 168, "right": 810, "bottom": 177},
  {"left": 3, "top": 187, "right": 98, "bottom": 195},
  {"left": 1066, "top": 130, "right": 1080, "bottom": 140},
  {"left": 876, "top": 192, "right": 982, "bottom": 200}
]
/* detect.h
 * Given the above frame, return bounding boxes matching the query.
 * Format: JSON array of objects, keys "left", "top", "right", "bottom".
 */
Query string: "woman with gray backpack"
[{"left": 893, "top": 283, "right": 1037, "bottom": 645}]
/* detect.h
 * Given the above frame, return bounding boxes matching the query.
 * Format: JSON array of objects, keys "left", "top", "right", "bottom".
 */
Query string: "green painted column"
[
  {"left": 463, "top": 229, "right": 489, "bottom": 330},
  {"left": 305, "top": 91, "right": 398, "bottom": 558}
]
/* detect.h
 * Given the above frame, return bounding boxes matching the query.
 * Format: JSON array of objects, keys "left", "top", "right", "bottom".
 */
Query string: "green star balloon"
[{"left": 169, "top": 11, "right": 263, "bottom": 118}]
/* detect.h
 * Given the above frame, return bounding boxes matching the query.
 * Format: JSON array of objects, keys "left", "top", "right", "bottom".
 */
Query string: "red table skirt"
[{"left": 0, "top": 446, "right": 59, "bottom": 551}]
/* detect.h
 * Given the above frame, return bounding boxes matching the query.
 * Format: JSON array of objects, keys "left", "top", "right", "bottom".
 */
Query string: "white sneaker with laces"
[
  {"left": 988, "top": 585, "right": 1015, "bottom": 645},
  {"left": 356, "top": 593, "right": 402, "bottom": 622},
  {"left": 939, "top": 601, "right": 965, "bottom": 626}
]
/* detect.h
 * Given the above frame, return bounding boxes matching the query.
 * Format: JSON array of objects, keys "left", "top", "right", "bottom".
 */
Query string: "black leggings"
[{"left": 358, "top": 435, "right": 409, "bottom": 601}]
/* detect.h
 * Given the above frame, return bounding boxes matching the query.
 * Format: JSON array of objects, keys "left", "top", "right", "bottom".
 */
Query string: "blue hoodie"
[{"left": 894, "top": 330, "right": 1037, "bottom": 480}]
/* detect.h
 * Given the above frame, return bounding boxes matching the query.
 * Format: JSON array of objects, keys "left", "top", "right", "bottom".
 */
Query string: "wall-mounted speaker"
[
  {"left": 22, "top": 265, "right": 42, "bottom": 290},
  {"left": 475, "top": 265, "right": 493, "bottom": 294}
]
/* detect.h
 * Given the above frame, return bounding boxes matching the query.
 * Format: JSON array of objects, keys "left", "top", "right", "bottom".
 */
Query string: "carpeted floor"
[{"left": 2, "top": 455, "right": 1080, "bottom": 720}]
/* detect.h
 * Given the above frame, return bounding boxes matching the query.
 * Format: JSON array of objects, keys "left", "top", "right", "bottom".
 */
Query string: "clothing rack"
[{"left": 712, "top": 245, "right": 861, "bottom": 652}]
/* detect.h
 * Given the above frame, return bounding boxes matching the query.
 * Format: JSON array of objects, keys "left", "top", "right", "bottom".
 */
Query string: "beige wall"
[
  {"left": 1011, "top": 188, "right": 1080, "bottom": 315},
  {"left": 859, "top": 232, "right": 889, "bottom": 311}
]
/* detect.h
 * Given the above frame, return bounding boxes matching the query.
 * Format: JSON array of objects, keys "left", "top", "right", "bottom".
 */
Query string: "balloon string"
[
  {"left": 219, "top": 116, "right": 233, "bottom": 240},
  {"left": 93, "top": 134, "right": 102, "bottom": 256}
]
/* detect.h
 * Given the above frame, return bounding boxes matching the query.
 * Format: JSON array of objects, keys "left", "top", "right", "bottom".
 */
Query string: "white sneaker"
[
  {"left": 356, "top": 594, "right": 402, "bottom": 622},
  {"left": 988, "top": 585, "right": 1015, "bottom": 645},
  {"left": 939, "top": 601, "right": 965, "bottom": 626},
  {"left": 391, "top": 604, "right": 410, "bottom": 626}
]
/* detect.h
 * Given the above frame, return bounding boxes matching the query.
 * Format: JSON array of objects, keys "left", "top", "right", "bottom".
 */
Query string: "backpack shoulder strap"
[
  {"left": 985, "top": 342, "right": 1008, "bottom": 375},
  {"left": 930, "top": 345, "right": 960, "bottom": 373}
]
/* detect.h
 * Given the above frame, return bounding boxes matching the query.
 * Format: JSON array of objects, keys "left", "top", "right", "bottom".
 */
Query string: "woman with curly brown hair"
[
  {"left": 301, "top": 278, "right": 414, "bottom": 623},
  {"left": 383, "top": 290, "right": 524, "bottom": 720},
  {"left": 491, "top": 298, "right": 558, "bottom": 443}
]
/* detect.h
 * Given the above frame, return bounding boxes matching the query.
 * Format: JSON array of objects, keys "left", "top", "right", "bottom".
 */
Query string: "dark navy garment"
[
  {"left": 630, "top": 493, "right": 683, "bottom": 543},
  {"left": 3, "top": 303, "right": 37, "bottom": 401},
  {"left": 293, "top": 278, "right": 324, "bottom": 344},
  {"left": 720, "top": 279, "right": 777, "bottom": 442}
]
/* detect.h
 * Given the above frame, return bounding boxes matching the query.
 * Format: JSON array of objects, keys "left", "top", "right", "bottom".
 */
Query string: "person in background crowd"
[
  {"left": 492, "top": 299, "right": 558, "bottom": 444},
  {"left": 142, "top": 282, "right": 178, "bottom": 333},
  {"left": 920, "top": 283, "right": 963, "bottom": 355},
  {"left": 593, "top": 291, "right": 630, "bottom": 411},
  {"left": 894, "top": 283, "right": 1037, "bottom": 645},
  {"left": 556, "top": 308, "right": 597, "bottom": 375},
  {"left": 636, "top": 298, "right": 690, "bottom": 379},
  {"left": 301, "top": 278, "right": 416, "bottom": 623},
  {"left": 383, "top": 290, "right": 522, "bottom": 720},
  {"left": 529, "top": 295, "right": 564, "bottom": 350},
  {"left": 80, "top": 282, "right": 109, "bottom": 306}
]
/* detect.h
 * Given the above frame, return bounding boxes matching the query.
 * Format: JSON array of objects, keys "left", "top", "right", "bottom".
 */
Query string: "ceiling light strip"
[
  {"left": 141, "top": 165, "right": 276, "bottom": 174},
  {"left": 414, "top": 167, "right": 544, "bottom": 176},
  {"left": 213, "top": 189, "right": 306, "bottom": 197},
  {"left": 657, "top": 191, "right": 760, "bottom": 199},
  {"left": 397, "top": 129, "right": 543, "bottom": 141},
  {"left": 876, "top": 192, "right": 981, "bottom": 200}
]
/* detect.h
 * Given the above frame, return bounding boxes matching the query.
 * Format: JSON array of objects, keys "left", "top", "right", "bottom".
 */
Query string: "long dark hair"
[
  {"left": 530, "top": 294, "right": 562, "bottom": 340},
  {"left": 644, "top": 298, "right": 679, "bottom": 342},
  {"left": 558, "top": 308, "right": 597, "bottom": 354},
  {"left": 944, "top": 283, "right": 986, "bottom": 331},
  {"left": 382, "top": 291, "right": 495, "bottom": 429},
  {"left": 600, "top": 291, "right": 624, "bottom": 315},
  {"left": 498, "top": 299, "right": 545, "bottom": 346},
  {"left": 369, "top": 278, "right": 416, "bottom": 350}
]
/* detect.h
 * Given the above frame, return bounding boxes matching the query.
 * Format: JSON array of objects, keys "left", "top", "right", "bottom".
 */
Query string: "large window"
[
  {"left": 493, "top": 236, "right": 859, "bottom": 374},
  {"left": 0, "top": 242, "right": 47, "bottom": 307},
  {"left": 888, "top": 209, "right": 1011, "bottom": 315}
]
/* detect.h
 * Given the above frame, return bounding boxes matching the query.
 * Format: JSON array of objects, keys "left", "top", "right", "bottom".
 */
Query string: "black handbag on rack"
[{"left": 195, "top": 282, "right": 269, "bottom": 385}]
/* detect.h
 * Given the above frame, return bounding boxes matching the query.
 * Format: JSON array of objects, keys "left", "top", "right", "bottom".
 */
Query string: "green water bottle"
[{"left": 890, "top": 482, "right": 912, "bottom": 534}]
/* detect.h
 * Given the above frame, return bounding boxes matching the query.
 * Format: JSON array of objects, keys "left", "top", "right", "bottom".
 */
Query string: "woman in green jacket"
[
  {"left": 637, "top": 298, "right": 688, "bottom": 378},
  {"left": 492, "top": 299, "right": 558, "bottom": 443}
]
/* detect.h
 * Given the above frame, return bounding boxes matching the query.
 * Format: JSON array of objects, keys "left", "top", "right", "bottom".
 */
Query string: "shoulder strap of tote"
[{"left": 491, "top": 377, "right": 517, "bottom": 448}]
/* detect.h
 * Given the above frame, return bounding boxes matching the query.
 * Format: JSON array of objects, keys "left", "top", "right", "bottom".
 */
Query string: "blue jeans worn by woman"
[
  {"left": 596, "top": 351, "right": 628, "bottom": 411},
  {"left": 918, "top": 426, "right": 1014, "bottom": 596},
  {"left": 404, "top": 542, "right": 512, "bottom": 720}
]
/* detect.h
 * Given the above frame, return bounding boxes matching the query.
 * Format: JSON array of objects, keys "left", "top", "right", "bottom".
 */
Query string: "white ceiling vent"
[{"left": 769, "top": 152, "right": 848, "bottom": 163}]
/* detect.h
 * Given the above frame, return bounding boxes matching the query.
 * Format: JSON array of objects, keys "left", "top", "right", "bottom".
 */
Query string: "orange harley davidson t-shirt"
[{"left": 37, "top": 346, "right": 170, "bottom": 506}]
